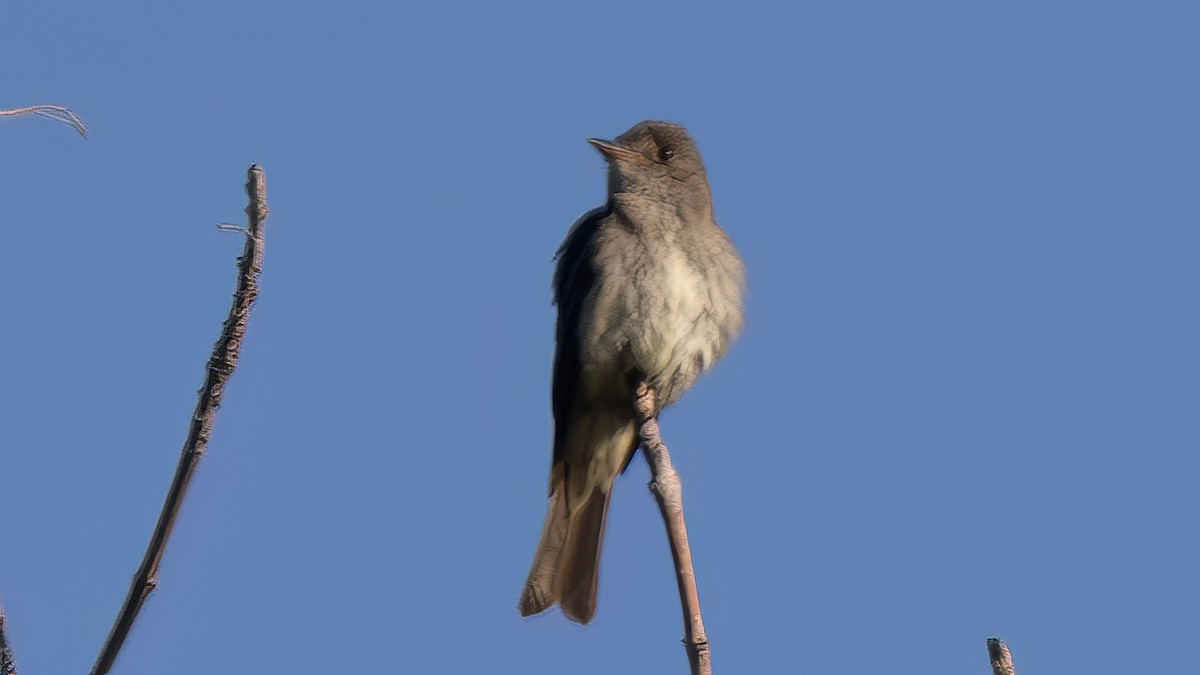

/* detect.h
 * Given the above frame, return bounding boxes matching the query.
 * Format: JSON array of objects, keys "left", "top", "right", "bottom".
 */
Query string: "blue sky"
[{"left": 3, "top": 2, "right": 1198, "bottom": 673}]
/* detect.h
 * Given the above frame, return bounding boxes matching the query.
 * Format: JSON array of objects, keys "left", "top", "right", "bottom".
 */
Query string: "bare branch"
[
  {"left": 987, "top": 637, "right": 1015, "bottom": 675},
  {"left": 90, "top": 165, "right": 269, "bottom": 675},
  {"left": 0, "top": 600, "right": 17, "bottom": 675},
  {"left": 0, "top": 105, "right": 87, "bottom": 138},
  {"left": 634, "top": 384, "right": 712, "bottom": 675}
]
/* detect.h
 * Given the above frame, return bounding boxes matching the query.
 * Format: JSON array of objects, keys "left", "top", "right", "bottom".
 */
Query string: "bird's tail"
[{"left": 518, "top": 482, "right": 611, "bottom": 624}]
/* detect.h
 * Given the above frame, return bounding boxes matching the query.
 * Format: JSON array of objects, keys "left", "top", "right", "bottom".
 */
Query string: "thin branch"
[
  {"left": 90, "top": 164, "right": 269, "bottom": 675},
  {"left": 634, "top": 384, "right": 712, "bottom": 675},
  {"left": 0, "top": 105, "right": 87, "bottom": 138},
  {"left": 987, "top": 637, "right": 1016, "bottom": 675},
  {"left": 0, "top": 600, "right": 17, "bottom": 675}
]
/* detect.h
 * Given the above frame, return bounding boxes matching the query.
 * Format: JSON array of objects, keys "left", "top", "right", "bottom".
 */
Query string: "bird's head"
[{"left": 589, "top": 120, "right": 711, "bottom": 205}]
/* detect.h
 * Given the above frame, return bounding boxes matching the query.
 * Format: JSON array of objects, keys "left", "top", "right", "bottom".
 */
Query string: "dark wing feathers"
[{"left": 550, "top": 205, "right": 610, "bottom": 468}]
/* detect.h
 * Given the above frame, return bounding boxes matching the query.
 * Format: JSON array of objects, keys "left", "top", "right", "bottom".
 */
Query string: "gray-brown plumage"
[{"left": 519, "top": 121, "right": 746, "bottom": 624}]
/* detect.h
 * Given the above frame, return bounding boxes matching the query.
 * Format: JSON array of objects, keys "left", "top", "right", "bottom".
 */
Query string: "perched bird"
[{"left": 519, "top": 120, "right": 746, "bottom": 624}]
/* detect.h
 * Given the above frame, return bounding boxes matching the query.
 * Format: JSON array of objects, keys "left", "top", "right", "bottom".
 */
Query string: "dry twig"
[
  {"left": 0, "top": 601, "right": 17, "bottom": 675},
  {"left": 634, "top": 384, "right": 712, "bottom": 675},
  {"left": 0, "top": 105, "right": 87, "bottom": 137},
  {"left": 987, "top": 637, "right": 1016, "bottom": 675},
  {"left": 89, "top": 165, "right": 269, "bottom": 675}
]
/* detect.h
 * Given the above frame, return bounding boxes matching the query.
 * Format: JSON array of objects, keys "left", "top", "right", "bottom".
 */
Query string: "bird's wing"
[{"left": 550, "top": 205, "right": 610, "bottom": 474}]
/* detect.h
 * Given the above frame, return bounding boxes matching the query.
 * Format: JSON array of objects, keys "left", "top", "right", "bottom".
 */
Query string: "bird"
[{"left": 518, "top": 120, "right": 746, "bottom": 624}]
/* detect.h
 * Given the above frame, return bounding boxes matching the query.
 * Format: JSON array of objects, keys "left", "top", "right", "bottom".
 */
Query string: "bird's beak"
[{"left": 588, "top": 138, "right": 643, "bottom": 163}]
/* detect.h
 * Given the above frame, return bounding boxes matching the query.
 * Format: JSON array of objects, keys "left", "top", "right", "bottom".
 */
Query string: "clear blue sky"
[{"left": 4, "top": 2, "right": 1197, "bottom": 673}]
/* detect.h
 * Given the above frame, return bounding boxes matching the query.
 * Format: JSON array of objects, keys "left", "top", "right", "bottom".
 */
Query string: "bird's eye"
[{"left": 658, "top": 146, "right": 676, "bottom": 161}]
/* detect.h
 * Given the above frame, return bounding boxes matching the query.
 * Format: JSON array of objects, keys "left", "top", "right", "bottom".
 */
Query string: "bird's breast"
[
  {"left": 634, "top": 249, "right": 715, "bottom": 372},
  {"left": 611, "top": 219, "right": 740, "bottom": 404},
  {"left": 576, "top": 206, "right": 743, "bottom": 408}
]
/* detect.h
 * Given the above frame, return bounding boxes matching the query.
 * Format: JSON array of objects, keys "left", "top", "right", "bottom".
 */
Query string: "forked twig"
[
  {"left": 0, "top": 601, "right": 17, "bottom": 675},
  {"left": 90, "top": 165, "right": 269, "bottom": 675},
  {"left": 0, "top": 105, "right": 88, "bottom": 138},
  {"left": 987, "top": 637, "right": 1016, "bottom": 675},
  {"left": 634, "top": 384, "right": 712, "bottom": 675}
]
